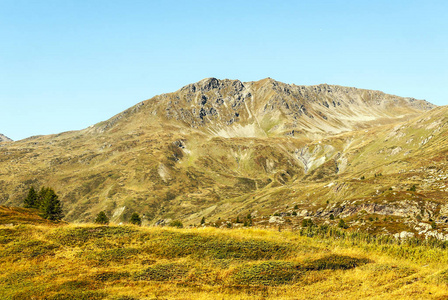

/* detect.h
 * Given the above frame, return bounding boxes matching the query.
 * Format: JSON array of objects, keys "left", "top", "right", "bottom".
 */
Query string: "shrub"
[
  {"left": 329, "top": 214, "right": 335, "bottom": 220},
  {"left": 95, "top": 211, "right": 109, "bottom": 225},
  {"left": 302, "top": 218, "right": 314, "bottom": 227},
  {"left": 338, "top": 219, "right": 349, "bottom": 229},
  {"left": 168, "top": 220, "right": 183, "bottom": 228},
  {"left": 129, "top": 213, "right": 141, "bottom": 226}
]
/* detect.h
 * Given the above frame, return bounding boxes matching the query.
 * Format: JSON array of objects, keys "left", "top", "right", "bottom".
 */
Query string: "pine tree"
[
  {"left": 200, "top": 216, "right": 205, "bottom": 225},
  {"left": 37, "top": 187, "right": 51, "bottom": 208},
  {"left": 39, "top": 187, "right": 64, "bottom": 221},
  {"left": 24, "top": 186, "right": 38, "bottom": 208},
  {"left": 129, "top": 213, "right": 142, "bottom": 226},
  {"left": 95, "top": 211, "right": 109, "bottom": 225}
]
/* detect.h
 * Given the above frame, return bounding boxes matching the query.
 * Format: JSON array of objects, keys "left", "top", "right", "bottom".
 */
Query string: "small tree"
[
  {"left": 200, "top": 217, "right": 205, "bottom": 225},
  {"left": 329, "top": 214, "right": 335, "bottom": 220},
  {"left": 39, "top": 187, "right": 64, "bottom": 221},
  {"left": 129, "top": 213, "right": 142, "bottom": 226},
  {"left": 338, "top": 218, "right": 349, "bottom": 229},
  {"left": 95, "top": 211, "right": 109, "bottom": 225},
  {"left": 24, "top": 186, "right": 38, "bottom": 208}
]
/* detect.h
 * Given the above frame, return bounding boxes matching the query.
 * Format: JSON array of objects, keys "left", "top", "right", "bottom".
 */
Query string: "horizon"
[{"left": 1, "top": 0, "right": 447, "bottom": 140}]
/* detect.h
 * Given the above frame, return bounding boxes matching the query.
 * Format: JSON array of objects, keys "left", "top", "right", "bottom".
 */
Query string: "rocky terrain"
[
  {"left": 1, "top": 78, "right": 448, "bottom": 239},
  {"left": 0, "top": 134, "right": 12, "bottom": 143}
]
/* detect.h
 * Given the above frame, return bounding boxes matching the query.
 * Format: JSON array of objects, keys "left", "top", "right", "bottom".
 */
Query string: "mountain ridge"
[
  {"left": 1, "top": 78, "right": 447, "bottom": 237},
  {"left": 90, "top": 78, "right": 435, "bottom": 139}
]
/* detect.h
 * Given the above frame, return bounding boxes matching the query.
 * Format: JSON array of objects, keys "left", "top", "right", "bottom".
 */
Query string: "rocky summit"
[{"left": 1, "top": 78, "right": 448, "bottom": 238}]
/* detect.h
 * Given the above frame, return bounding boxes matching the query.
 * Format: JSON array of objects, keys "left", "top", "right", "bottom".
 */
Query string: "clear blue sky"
[{"left": 1, "top": 0, "right": 447, "bottom": 141}]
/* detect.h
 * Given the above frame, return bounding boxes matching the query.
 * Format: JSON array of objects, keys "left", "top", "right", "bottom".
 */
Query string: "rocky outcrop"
[{"left": 0, "top": 134, "right": 12, "bottom": 143}]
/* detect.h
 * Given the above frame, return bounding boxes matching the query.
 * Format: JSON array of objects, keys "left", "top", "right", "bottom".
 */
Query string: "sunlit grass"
[{"left": 1, "top": 223, "right": 448, "bottom": 299}]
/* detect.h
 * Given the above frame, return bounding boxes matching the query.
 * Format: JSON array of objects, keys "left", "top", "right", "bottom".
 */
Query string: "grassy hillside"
[
  {"left": 0, "top": 78, "right": 441, "bottom": 227},
  {"left": 2, "top": 208, "right": 448, "bottom": 299}
]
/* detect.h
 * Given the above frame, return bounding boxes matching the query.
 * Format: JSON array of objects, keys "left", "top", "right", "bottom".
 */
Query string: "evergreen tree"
[
  {"left": 37, "top": 187, "right": 51, "bottom": 208},
  {"left": 24, "top": 186, "right": 38, "bottom": 208},
  {"left": 200, "top": 216, "right": 205, "bottom": 225},
  {"left": 129, "top": 213, "right": 142, "bottom": 226},
  {"left": 39, "top": 187, "right": 64, "bottom": 221},
  {"left": 95, "top": 211, "right": 109, "bottom": 225}
]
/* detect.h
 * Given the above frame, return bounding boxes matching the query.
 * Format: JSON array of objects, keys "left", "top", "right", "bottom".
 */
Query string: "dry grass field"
[{"left": 1, "top": 207, "right": 448, "bottom": 300}]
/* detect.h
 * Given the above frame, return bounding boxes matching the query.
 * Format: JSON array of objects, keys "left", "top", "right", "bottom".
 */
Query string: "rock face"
[{"left": 0, "top": 134, "right": 12, "bottom": 143}]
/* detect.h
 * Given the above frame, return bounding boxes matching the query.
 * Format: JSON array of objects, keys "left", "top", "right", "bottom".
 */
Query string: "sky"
[{"left": 1, "top": 0, "right": 447, "bottom": 141}]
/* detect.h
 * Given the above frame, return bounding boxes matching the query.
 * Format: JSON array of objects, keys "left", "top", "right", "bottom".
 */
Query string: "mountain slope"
[{"left": 0, "top": 78, "right": 442, "bottom": 230}]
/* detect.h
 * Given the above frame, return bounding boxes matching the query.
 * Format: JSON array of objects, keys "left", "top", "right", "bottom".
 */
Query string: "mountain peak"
[{"left": 180, "top": 77, "right": 244, "bottom": 93}]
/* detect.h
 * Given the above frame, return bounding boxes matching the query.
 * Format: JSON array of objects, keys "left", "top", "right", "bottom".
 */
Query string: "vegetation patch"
[
  {"left": 93, "top": 271, "right": 131, "bottom": 282},
  {"left": 142, "top": 231, "right": 293, "bottom": 260},
  {"left": 45, "top": 291, "right": 107, "bottom": 300},
  {"left": 0, "top": 239, "right": 59, "bottom": 260},
  {"left": 232, "top": 261, "right": 301, "bottom": 286},
  {"left": 304, "top": 254, "right": 371, "bottom": 270},
  {"left": 135, "top": 262, "right": 190, "bottom": 281},
  {"left": 86, "top": 248, "right": 140, "bottom": 265},
  {"left": 49, "top": 226, "right": 138, "bottom": 247}
]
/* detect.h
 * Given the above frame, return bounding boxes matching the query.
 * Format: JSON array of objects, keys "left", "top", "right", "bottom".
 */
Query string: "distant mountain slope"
[
  {"left": 0, "top": 78, "right": 444, "bottom": 231},
  {"left": 0, "top": 134, "right": 12, "bottom": 143}
]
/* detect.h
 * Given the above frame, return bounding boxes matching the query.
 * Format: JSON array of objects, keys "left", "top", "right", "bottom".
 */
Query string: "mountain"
[
  {"left": 1, "top": 78, "right": 446, "bottom": 236},
  {"left": 0, "top": 134, "right": 12, "bottom": 143}
]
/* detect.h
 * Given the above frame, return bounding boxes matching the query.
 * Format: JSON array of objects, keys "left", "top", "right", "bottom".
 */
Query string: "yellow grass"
[{"left": 1, "top": 221, "right": 448, "bottom": 300}]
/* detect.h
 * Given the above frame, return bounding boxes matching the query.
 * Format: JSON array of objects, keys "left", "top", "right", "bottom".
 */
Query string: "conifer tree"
[
  {"left": 39, "top": 187, "right": 64, "bottom": 221},
  {"left": 24, "top": 186, "right": 38, "bottom": 208},
  {"left": 95, "top": 211, "right": 109, "bottom": 225}
]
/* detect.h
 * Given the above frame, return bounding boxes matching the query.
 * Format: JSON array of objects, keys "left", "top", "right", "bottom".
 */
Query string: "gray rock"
[{"left": 0, "top": 134, "right": 12, "bottom": 142}]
